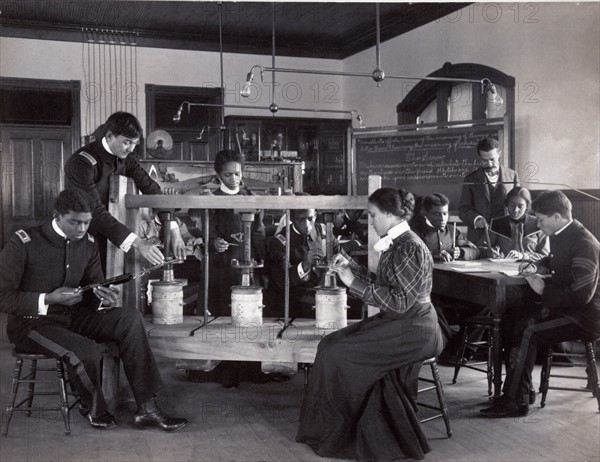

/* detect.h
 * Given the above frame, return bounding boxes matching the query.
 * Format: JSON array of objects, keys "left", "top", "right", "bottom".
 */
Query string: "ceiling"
[{"left": 0, "top": 1, "right": 469, "bottom": 59}]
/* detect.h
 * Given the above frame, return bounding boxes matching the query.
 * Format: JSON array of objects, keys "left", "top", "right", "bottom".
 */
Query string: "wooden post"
[{"left": 367, "top": 175, "right": 382, "bottom": 317}]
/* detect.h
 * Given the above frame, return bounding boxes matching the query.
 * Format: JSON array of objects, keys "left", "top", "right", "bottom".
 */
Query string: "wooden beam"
[{"left": 126, "top": 194, "right": 369, "bottom": 210}]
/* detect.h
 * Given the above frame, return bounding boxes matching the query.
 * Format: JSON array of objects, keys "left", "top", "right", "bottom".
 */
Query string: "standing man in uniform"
[
  {"left": 458, "top": 138, "right": 519, "bottom": 243},
  {"left": 0, "top": 189, "right": 188, "bottom": 431},
  {"left": 65, "top": 111, "right": 184, "bottom": 269}
]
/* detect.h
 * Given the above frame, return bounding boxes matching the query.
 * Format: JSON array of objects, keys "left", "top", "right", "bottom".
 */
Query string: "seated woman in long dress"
[{"left": 296, "top": 187, "right": 445, "bottom": 461}]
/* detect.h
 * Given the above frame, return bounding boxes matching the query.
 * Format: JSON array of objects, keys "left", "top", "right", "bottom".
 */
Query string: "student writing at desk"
[
  {"left": 479, "top": 187, "right": 549, "bottom": 260},
  {"left": 481, "top": 190, "right": 600, "bottom": 417},
  {"left": 412, "top": 193, "right": 480, "bottom": 262}
]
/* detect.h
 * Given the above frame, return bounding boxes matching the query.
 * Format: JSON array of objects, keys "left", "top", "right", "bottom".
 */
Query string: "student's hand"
[
  {"left": 330, "top": 253, "right": 349, "bottom": 269},
  {"left": 525, "top": 274, "right": 545, "bottom": 295},
  {"left": 214, "top": 237, "right": 230, "bottom": 253},
  {"left": 170, "top": 235, "right": 186, "bottom": 261},
  {"left": 518, "top": 261, "right": 537, "bottom": 275},
  {"left": 162, "top": 187, "right": 180, "bottom": 195},
  {"left": 438, "top": 250, "right": 453, "bottom": 262},
  {"left": 134, "top": 237, "right": 165, "bottom": 266},
  {"left": 45, "top": 287, "right": 83, "bottom": 306},
  {"left": 93, "top": 285, "right": 119, "bottom": 308},
  {"left": 474, "top": 216, "right": 488, "bottom": 229},
  {"left": 331, "top": 265, "right": 355, "bottom": 288},
  {"left": 302, "top": 247, "right": 325, "bottom": 273},
  {"left": 452, "top": 247, "right": 461, "bottom": 260},
  {"left": 506, "top": 250, "right": 525, "bottom": 260}
]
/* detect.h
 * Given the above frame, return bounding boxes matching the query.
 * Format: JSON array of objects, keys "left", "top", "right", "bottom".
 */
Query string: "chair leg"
[
  {"left": 452, "top": 326, "right": 470, "bottom": 384},
  {"left": 55, "top": 360, "right": 71, "bottom": 435},
  {"left": 540, "top": 347, "right": 553, "bottom": 408},
  {"left": 25, "top": 359, "right": 37, "bottom": 417},
  {"left": 430, "top": 361, "right": 452, "bottom": 438},
  {"left": 486, "top": 335, "right": 493, "bottom": 396},
  {"left": 2, "top": 358, "right": 23, "bottom": 437},
  {"left": 583, "top": 342, "right": 600, "bottom": 412}
]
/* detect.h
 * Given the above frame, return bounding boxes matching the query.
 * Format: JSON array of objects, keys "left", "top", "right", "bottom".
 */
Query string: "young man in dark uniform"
[
  {"left": 412, "top": 193, "right": 480, "bottom": 262},
  {"left": 0, "top": 189, "right": 188, "bottom": 431},
  {"left": 481, "top": 190, "right": 600, "bottom": 417},
  {"left": 64, "top": 111, "right": 184, "bottom": 268},
  {"left": 266, "top": 208, "right": 342, "bottom": 318}
]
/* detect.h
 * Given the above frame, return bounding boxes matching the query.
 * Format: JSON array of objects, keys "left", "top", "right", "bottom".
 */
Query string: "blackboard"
[{"left": 354, "top": 124, "right": 505, "bottom": 210}]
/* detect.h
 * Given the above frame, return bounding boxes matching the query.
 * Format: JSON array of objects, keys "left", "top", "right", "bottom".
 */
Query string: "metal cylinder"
[
  {"left": 151, "top": 281, "right": 184, "bottom": 325},
  {"left": 314, "top": 287, "right": 348, "bottom": 329},
  {"left": 231, "top": 285, "right": 263, "bottom": 326}
]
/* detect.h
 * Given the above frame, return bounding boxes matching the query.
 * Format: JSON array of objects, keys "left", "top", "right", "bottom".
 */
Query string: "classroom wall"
[
  {"left": 343, "top": 2, "right": 600, "bottom": 191},
  {"left": 0, "top": 37, "right": 348, "bottom": 139}
]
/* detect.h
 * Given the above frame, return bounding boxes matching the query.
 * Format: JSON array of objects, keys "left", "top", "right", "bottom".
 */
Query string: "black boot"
[{"left": 132, "top": 398, "right": 187, "bottom": 432}]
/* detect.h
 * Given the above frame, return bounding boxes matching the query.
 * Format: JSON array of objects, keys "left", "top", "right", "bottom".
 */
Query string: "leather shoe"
[
  {"left": 86, "top": 412, "right": 117, "bottom": 429},
  {"left": 480, "top": 398, "right": 529, "bottom": 418},
  {"left": 133, "top": 401, "right": 187, "bottom": 432}
]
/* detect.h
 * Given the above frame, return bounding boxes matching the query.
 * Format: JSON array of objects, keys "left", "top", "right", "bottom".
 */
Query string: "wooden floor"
[{"left": 0, "top": 313, "right": 598, "bottom": 462}]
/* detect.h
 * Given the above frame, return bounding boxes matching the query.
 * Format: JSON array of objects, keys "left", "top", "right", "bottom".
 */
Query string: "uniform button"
[
  {"left": 549, "top": 254, "right": 553, "bottom": 257},
  {"left": 551, "top": 270, "right": 555, "bottom": 274},
  {"left": 66, "top": 264, "right": 70, "bottom": 268}
]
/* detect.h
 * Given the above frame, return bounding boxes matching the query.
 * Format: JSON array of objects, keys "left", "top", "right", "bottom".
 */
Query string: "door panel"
[{"left": 0, "top": 125, "right": 71, "bottom": 247}]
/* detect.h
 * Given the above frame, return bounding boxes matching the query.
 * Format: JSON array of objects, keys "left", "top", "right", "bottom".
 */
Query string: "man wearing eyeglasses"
[
  {"left": 65, "top": 112, "right": 185, "bottom": 270},
  {"left": 458, "top": 138, "right": 520, "bottom": 243}
]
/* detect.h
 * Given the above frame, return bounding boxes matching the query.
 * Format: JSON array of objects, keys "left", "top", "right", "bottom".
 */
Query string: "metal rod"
[
  {"left": 260, "top": 66, "right": 483, "bottom": 84},
  {"left": 375, "top": 3, "right": 381, "bottom": 70},
  {"left": 218, "top": 2, "right": 225, "bottom": 130},
  {"left": 271, "top": 2, "right": 276, "bottom": 107},
  {"left": 203, "top": 209, "right": 210, "bottom": 325},
  {"left": 284, "top": 209, "right": 290, "bottom": 325},
  {"left": 179, "top": 101, "right": 354, "bottom": 116}
]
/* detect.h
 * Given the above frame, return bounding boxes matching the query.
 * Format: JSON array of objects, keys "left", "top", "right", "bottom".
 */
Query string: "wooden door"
[{"left": 0, "top": 125, "right": 72, "bottom": 247}]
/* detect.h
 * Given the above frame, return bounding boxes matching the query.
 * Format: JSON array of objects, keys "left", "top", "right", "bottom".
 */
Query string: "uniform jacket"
[
  {"left": 483, "top": 214, "right": 549, "bottom": 260},
  {"left": 537, "top": 220, "right": 600, "bottom": 337},
  {"left": 0, "top": 223, "right": 103, "bottom": 327},
  {"left": 458, "top": 166, "right": 519, "bottom": 242},
  {"left": 411, "top": 218, "right": 480, "bottom": 262},
  {"left": 65, "top": 138, "right": 161, "bottom": 247}
]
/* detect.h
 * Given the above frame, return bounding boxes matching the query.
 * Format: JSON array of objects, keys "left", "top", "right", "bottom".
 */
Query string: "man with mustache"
[{"left": 458, "top": 138, "right": 520, "bottom": 243}]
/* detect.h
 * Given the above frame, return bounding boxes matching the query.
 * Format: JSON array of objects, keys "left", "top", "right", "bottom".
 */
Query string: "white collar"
[
  {"left": 374, "top": 221, "right": 410, "bottom": 252},
  {"left": 101, "top": 136, "right": 114, "bottom": 155},
  {"left": 52, "top": 219, "right": 68, "bottom": 239},
  {"left": 554, "top": 219, "right": 573, "bottom": 236},
  {"left": 219, "top": 182, "right": 240, "bottom": 195},
  {"left": 387, "top": 221, "right": 410, "bottom": 240}
]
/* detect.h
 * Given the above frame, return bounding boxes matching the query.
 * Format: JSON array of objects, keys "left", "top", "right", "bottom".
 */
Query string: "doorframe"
[
  {"left": 0, "top": 77, "right": 81, "bottom": 246},
  {"left": 0, "top": 77, "right": 81, "bottom": 151}
]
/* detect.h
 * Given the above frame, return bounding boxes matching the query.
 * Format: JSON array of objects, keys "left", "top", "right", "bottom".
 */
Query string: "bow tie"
[{"left": 373, "top": 235, "right": 394, "bottom": 253}]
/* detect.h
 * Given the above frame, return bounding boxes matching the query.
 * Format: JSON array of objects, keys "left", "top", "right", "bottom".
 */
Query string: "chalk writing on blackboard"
[{"left": 354, "top": 126, "right": 503, "bottom": 207}]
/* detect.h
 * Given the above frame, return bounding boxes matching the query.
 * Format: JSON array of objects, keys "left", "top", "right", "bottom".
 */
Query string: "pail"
[
  {"left": 152, "top": 281, "right": 184, "bottom": 325},
  {"left": 314, "top": 287, "right": 348, "bottom": 329},
  {"left": 231, "top": 285, "right": 263, "bottom": 326}
]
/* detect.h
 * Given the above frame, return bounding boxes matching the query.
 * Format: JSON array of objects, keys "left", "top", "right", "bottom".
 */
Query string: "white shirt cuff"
[
  {"left": 297, "top": 262, "right": 310, "bottom": 281},
  {"left": 121, "top": 233, "right": 138, "bottom": 252},
  {"left": 169, "top": 221, "right": 179, "bottom": 230},
  {"left": 474, "top": 215, "right": 485, "bottom": 227},
  {"left": 38, "top": 294, "right": 49, "bottom": 315}
]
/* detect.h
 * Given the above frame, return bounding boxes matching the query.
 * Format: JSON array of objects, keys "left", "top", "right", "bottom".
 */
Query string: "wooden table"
[
  {"left": 432, "top": 261, "right": 538, "bottom": 397},
  {"left": 145, "top": 316, "right": 355, "bottom": 373}
]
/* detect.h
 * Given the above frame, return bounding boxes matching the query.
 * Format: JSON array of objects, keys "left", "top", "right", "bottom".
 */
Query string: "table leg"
[{"left": 489, "top": 286, "right": 506, "bottom": 398}]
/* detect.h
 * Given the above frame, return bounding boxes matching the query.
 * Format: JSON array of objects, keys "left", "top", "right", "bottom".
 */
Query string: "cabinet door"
[{"left": 319, "top": 125, "right": 347, "bottom": 194}]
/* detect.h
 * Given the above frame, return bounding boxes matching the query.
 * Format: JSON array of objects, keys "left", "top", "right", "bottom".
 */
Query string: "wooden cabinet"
[{"left": 225, "top": 116, "right": 350, "bottom": 195}]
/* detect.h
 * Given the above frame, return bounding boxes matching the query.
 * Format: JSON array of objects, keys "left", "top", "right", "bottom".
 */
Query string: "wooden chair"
[
  {"left": 451, "top": 316, "right": 494, "bottom": 396},
  {"left": 2, "top": 350, "right": 78, "bottom": 436},
  {"left": 540, "top": 340, "right": 600, "bottom": 412},
  {"left": 417, "top": 358, "right": 452, "bottom": 438}
]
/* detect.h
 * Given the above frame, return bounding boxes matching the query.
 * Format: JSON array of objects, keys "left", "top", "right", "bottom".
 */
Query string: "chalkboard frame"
[{"left": 350, "top": 117, "right": 511, "bottom": 211}]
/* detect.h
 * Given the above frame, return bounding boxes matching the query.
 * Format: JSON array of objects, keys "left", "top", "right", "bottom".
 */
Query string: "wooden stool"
[
  {"left": 540, "top": 340, "right": 600, "bottom": 411},
  {"left": 2, "top": 350, "right": 79, "bottom": 436},
  {"left": 418, "top": 358, "right": 452, "bottom": 438},
  {"left": 452, "top": 316, "right": 494, "bottom": 396}
]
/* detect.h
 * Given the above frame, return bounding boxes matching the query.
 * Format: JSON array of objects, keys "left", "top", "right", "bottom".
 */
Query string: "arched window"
[{"left": 397, "top": 62, "right": 515, "bottom": 155}]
